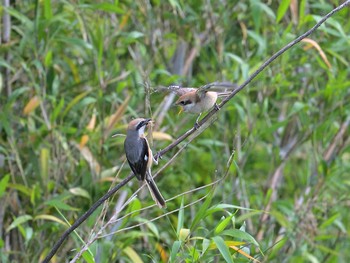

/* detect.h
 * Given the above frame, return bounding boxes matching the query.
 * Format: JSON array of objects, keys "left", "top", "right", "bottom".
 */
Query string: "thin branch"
[
  {"left": 42, "top": 2, "right": 350, "bottom": 262},
  {"left": 323, "top": 117, "right": 350, "bottom": 163}
]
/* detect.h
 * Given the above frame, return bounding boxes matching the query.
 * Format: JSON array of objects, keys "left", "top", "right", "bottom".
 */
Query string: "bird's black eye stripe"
[
  {"left": 181, "top": 100, "right": 192, "bottom": 105},
  {"left": 136, "top": 120, "right": 150, "bottom": 130},
  {"left": 136, "top": 122, "right": 145, "bottom": 130}
]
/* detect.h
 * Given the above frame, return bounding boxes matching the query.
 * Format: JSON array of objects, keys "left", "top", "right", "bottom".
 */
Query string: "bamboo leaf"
[
  {"left": 276, "top": 0, "right": 291, "bottom": 23},
  {"left": 23, "top": 96, "right": 41, "bottom": 115},
  {"left": 0, "top": 174, "right": 10, "bottom": 198},
  {"left": 123, "top": 246, "right": 143, "bottom": 263},
  {"left": 7, "top": 215, "right": 33, "bottom": 232},
  {"left": 212, "top": 236, "right": 233, "bottom": 263}
]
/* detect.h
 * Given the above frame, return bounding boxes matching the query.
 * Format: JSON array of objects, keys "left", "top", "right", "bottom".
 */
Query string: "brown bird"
[
  {"left": 123, "top": 118, "right": 166, "bottom": 208},
  {"left": 168, "top": 82, "right": 237, "bottom": 125},
  {"left": 175, "top": 89, "right": 218, "bottom": 114}
]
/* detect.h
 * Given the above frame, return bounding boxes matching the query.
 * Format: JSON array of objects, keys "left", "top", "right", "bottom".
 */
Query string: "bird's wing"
[
  {"left": 127, "top": 159, "right": 141, "bottom": 180},
  {"left": 138, "top": 138, "right": 150, "bottom": 181},
  {"left": 167, "top": 85, "right": 197, "bottom": 96},
  {"left": 126, "top": 138, "right": 149, "bottom": 181},
  {"left": 197, "top": 82, "right": 238, "bottom": 93}
]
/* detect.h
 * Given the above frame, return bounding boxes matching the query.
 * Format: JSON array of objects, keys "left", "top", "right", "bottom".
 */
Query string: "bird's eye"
[{"left": 180, "top": 101, "right": 186, "bottom": 105}]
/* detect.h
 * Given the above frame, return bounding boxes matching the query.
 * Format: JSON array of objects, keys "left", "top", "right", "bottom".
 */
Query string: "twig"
[
  {"left": 42, "top": 2, "right": 350, "bottom": 262},
  {"left": 323, "top": 117, "right": 350, "bottom": 163}
]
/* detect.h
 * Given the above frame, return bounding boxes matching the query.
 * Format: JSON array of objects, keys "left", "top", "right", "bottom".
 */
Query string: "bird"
[
  {"left": 175, "top": 88, "right": 218, "bottom": 114},
  {"left": 123, "top": 118, "right": 166, "bottom": 208},
  {"left": 167, "top": 82, "right": 237, "bottom": 126}
]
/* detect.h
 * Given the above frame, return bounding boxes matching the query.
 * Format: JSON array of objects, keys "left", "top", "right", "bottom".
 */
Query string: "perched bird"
[
  {"left": 123, "top": 118, "right": 166, "bottom": 208},
  {"left": 175, "top": 88, "right": 218, "bottom": 114},
  {"left": 168, "top": 82, "right": 237, "bottom": 125}
]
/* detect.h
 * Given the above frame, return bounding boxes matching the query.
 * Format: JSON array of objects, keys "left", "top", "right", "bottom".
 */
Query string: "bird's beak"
[
  {"left": 173, "top": 101, "right": 183, "bottom": 115},
  {"left": 142, "top": 118, "right": 152, "bottom": 126}
]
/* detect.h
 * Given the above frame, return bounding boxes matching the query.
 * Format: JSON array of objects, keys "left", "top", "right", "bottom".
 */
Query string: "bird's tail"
[{"left": 145, "top": 172, "right": 166, "bottom": 208}]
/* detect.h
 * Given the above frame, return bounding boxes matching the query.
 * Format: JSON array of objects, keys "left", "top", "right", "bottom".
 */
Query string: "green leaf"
[
  {"left": 8, "top": 183, "right": 32, "bottom": 197},
  {"left": 3, "top": 7, "right": 33, "bottom": 28},
  {"left": 198, "top": 139, "right": 227, "bottom": 147},
  {"left": 43, "top": 0, "right": 53, "bottom": 19},
  {"left": 289, "top": 101, "right": 307, "bottom": 116},
  {"left": 190, "top": 191, "right": 213, "bottom": 231},
  {"left": 276, "top": 0, "right": 291, "bottom": 23},
  {"left": 44, "top": 50, "right": 53, "bottom": 67},
  {"left": 202, "top": 238, "right": 210, "bottom": 255},
  {"left": 320, "top": 213, "right": 339, "bottom": 229},
  {"left": 51, "top": 98, "right": 65, "bottom": 122},
  {"left": 25, "top": 227, "right": 33, "bottom": 242},
  {"left": 176, "top": 198, "right": 185, "bottom": 235},
  {"left": 56, "top": 37, "right": 93, "bottom": 50},
  {"left": 123, "top": 246, "right": 143, "bottom": 263},
  {"left": 62, "top": 90, "right": 91, "bottom": 118},
  {"left": 126, "top": 31, "right": 144, "bottom": 39},
  {"left": 212, "top": 236, "right": 233, "bottom": 263},
  {"left": 45, "top": 199, "right": 80, "bottom": 211},
  {"left": 169, "top": 0, "right": 183, "bottom": 12},
  {"left": 215, "top": 213, "right": 235, "bottom": 235},
  {"left": 271, "top": 210, "right": 290, "bottom": 228},
  {"left": 303, "top": 252, "right": 320, "bottom": 263},
  {"left": 82, "top": 250, "right": 95, "bottom": 263},
  {"left": 0, "top": 60, "right": 16, "bottom": 72},
  {"left": 247, "top": 30, "right": 266, "bottom": 55},
  {"left": 299, "top": 0, "right": 307, "bottom": 24},
  {"left": 207, "top": 204, "right": 256, "bottom": 213},
  {"left": 134, "top": 218, "right": 159, "bottom": 238},
  {"left": 6, "top": 215, "right": 33, "bottom": 232},
  {"left": 69, "top": 187, "right": 91, "bottom": 200},
  {"left": 40, "top": 148, "right": 50, "bottom": 183},
  {"left": 8, "top": 87, "right": 30, "bottom": 104},
  {"left": 221, "top": 229, "right": 260, "bottom": 247},
  {"left": 85, "top": 3, "right": 124, "bottom": 14},
  {"left": 0, "top": 174, "right": 10, "bottom": 198},
  {"left": 256, "top": 1, "right": 276, "bottom": 19},
  {"left": 169, "top": 241, "right": 181, "bottom": 262}
]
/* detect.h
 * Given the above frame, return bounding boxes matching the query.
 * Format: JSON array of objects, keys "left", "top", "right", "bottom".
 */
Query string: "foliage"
[{"left": 0, "top": 0, "right": 349, "bottom": 262}]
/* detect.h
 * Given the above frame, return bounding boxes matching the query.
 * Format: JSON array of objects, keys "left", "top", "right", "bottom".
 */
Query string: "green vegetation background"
[{"left": 0, "top": 0, "right": 349, "bottom": 262}]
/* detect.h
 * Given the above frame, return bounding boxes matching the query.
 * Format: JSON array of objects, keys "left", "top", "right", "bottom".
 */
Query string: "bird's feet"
[
  {"left": 214, "top": 103, "right": 220, "bottom": 111},
  {"left": 194, "top": 121, "right": 200, "bottom": 130},
  {"left": 194, "top": 113, "right": 202, "bottom": 130},
  {"left": 154, "top": 151, "right": 162, "bottom": 164}
]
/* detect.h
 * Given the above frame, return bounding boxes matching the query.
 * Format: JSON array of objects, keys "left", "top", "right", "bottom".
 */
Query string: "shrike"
[
  {"left": 123, "top": 118, "right": 166, "bottom": 208},
  {"left": 167, "top": 82, "right": 237, "bottom": 125}
]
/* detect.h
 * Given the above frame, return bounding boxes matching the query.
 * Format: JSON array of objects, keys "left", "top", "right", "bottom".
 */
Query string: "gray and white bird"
[{"left": 123, "top": 118, "right": 166, "bottom": 208}]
